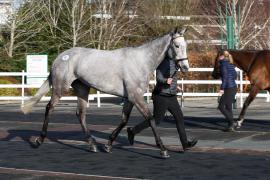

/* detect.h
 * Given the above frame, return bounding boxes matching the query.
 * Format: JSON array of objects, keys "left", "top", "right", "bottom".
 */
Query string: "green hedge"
[{"left": 0, "top": 79, "right": 20, "bottom": 96}]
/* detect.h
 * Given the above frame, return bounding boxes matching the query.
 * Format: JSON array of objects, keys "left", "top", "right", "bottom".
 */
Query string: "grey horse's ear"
[
  {"left": 170, "top": 27, "right": 178, "bottom": 36},
  {"left": 180, "top": 27, "right": 187, "bottom": 35},
  {"left": 174, "top": 27, "right": 179, "bottom": 34}
]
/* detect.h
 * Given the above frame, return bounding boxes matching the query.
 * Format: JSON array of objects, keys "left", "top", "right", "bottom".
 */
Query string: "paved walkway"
[{"left": 0, "top": 98, "right": 269, "bottom": 179}]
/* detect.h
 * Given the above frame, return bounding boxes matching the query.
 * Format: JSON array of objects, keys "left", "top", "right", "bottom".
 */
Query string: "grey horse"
[{"left": 21, "top": 27, "right": 189, "bottom": 158}]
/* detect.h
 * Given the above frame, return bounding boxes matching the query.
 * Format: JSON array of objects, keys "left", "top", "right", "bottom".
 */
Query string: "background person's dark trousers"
[{"left": 218, "top": 87, "right": 237, "bottom": 131}]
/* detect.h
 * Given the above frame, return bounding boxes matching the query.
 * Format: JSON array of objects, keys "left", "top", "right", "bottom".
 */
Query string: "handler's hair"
[{"left": 223, "top": 50, "right": 234, "bottom": 64}]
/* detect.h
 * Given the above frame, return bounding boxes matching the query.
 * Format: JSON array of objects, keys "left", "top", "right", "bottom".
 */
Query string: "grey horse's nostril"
[{"left": 182, "top": 66, "right": 189, "bottom": 72}]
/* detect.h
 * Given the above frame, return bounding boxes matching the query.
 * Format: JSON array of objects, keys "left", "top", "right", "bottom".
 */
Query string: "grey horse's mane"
[{"left": 132, "top": 34, "right": 171, "bottom": 49}]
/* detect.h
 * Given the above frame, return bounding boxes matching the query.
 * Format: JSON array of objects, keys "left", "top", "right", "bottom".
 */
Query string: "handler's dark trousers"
[
  {"left": 218, "top": 87, "right": 237, "bottom": 125},
  {"left": 132, "top": 94, "right": 188, "bottom": 146}
]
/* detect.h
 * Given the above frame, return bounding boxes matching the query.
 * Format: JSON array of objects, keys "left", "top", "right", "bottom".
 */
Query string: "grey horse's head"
[{"left": 167, "top": 27, "right": 189, "bottom": 72}]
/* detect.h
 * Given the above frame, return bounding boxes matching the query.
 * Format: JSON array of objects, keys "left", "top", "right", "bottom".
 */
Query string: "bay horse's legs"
[
  {"left": 132, "top": 94, "right": 169, "bottom": 158},
  {"left": 237, "top": 85, "right": 259, "bottom": 128},
  {"left": 72, "top": 80, "right": 98, "bottom": 152},
  {"left": 35, "top": 93, "right": 61, "bottom": 146},
  {"left": 104, "top": 100, "right": 134, "bottom": 153}
]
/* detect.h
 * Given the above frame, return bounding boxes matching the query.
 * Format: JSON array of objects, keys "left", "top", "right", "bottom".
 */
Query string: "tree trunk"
[{"left": 8, "top": 19, "right": 16, "bottom": 58}]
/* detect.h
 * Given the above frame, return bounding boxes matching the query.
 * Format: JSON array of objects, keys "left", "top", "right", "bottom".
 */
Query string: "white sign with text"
[{"left": 26, "top": 55, "right": 48, "bottom": 85}]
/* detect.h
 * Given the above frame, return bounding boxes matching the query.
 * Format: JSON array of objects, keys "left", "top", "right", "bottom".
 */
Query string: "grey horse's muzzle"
[{"left": 176, "top": 58, "right": 189, "bottom": 72}]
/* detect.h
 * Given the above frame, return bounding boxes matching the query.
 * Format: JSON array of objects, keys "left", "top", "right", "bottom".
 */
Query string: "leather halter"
[{"left": 167, "top": 34, "right": 188, "bottom": 77}]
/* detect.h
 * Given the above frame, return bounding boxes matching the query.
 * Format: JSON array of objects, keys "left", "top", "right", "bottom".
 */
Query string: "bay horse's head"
[
  {"left": 168, "top": 27, "right": 189, "bottom": 72},
  {"left": 212, "top": 50, "right": 222, "bottom": 79}
]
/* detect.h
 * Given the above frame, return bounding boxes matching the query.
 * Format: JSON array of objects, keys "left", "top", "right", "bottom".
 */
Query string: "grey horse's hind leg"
[
  {"left": 132, "top": 93, "right": 169, "bottom": 158},
  {"left": 35, "top": 93, "right": 61, "bottom": 146},
  {"left": 104, "top": 100, "right": 134, "bottom": 153},
  {"left": 72, "top": 80, "right": 98, "bottom": 152},
  {"left": 237, "top": 85, "right": 259, "bottom": 128}
]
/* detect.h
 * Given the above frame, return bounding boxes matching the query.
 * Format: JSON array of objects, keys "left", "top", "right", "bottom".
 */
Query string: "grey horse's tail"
[{"left": 21, "top": 74, "right": 52, "bottom": 114}]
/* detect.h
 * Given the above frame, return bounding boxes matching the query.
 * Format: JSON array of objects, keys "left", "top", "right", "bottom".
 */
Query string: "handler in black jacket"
[
  {"left": 127, "top": 56, "right": 197, "bottom": 152},
  {"left": 218, "top": 51, "right": 237, "bottom": 132}
]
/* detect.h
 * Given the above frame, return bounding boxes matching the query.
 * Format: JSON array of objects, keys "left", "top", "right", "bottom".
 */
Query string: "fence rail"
[{"left": 0, "top": 68, "right": 269, "bottom": 107}]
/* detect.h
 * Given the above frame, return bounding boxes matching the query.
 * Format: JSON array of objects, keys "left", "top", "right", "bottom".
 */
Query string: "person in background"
[
  {"left": 127, "top": 56, "right": 197, "bottom": 152},
  {"left": 218, "top": 50, "right": 237, "bottom": 132}
]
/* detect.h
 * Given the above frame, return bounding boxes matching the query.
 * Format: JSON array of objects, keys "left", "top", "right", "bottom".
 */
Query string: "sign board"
[{"left": 26, "top": 55, "right": 48, "bottom": 85}]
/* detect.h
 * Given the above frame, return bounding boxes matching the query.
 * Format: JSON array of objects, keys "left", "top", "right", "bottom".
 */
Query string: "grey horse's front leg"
[
  {"left": 104, "top": 100, "right": 134, "bottom": 153},
  {"left": 132, "top": 94, "right": 169, "bottom": 158},
  {"left": 237, "top": 85, "right": 259, "bottom": 128}
]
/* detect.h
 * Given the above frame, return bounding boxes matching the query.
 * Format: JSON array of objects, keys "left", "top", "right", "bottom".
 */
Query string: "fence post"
[
  {"left": 239, "top": 69, "right": 243, "bottom": 107},
  {"left": 97, "top": 90, "right": 101, "bottom": 107},
  {"left": 146, "top": 86, "right": 150, "bottom": 103},
  {"left": 21, "top": 70, "right": 25, "bottom": 106},
  {"left": 87, "top": 95, "right": 90, "bottom": 108}
]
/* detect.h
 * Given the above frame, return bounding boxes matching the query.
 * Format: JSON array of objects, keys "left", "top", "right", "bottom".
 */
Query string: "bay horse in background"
[
  {"left": 21, "top": 27, "right": 189, "bottom": 158},
  {"left": 212, "top": 50, "right": 270, "bottom": 128}
]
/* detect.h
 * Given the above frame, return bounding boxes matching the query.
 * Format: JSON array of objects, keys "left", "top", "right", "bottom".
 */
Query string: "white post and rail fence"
[{"left": 0, "top": 68, "right": 269, "bottom": 107}]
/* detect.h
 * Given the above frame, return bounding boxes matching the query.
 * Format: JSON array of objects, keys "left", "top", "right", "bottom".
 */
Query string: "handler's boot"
[{"left": 225, "top": 122, "right": 235, "bottom": 132}]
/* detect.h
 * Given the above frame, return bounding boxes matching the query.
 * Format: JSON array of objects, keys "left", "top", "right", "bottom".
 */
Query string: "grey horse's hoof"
[
  {"left": 35, "top": 137, "right": 43, "bottom": 147},
  {"left": 104, "top": 144, "right": 112, "bottom": 153},
  {"left": 89, "top": 144, "right": 98, "bottom": 153},
  {"left": 160, "top": 150, "right": 170, "bottom": 159},
  {"left": 236, "top": 119, "right": 244, "bottom": 129}
]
